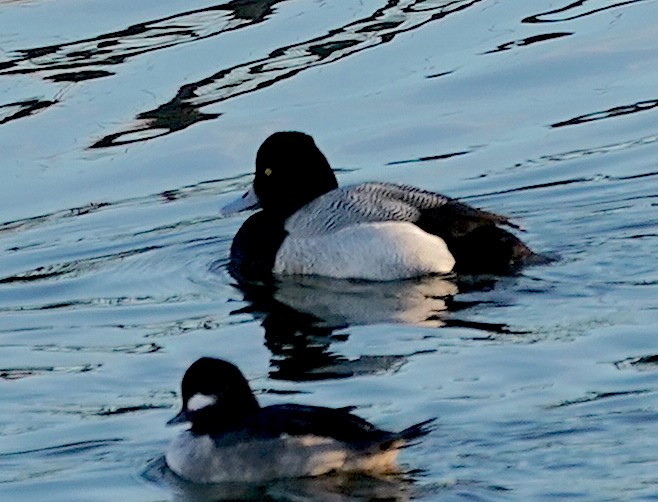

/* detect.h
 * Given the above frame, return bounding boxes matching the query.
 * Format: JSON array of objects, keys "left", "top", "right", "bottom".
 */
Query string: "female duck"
[
  {"left": 224, "top": 132, "right": 536, "bottom": 281},
  {"left": 165, "top": 357, "right": 434, "bottom": 483}
]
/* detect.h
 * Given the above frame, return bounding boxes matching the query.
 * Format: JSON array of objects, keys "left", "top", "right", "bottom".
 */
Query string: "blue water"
[{"left": 1, "top": 0, "right": 657, "bottom": 500}]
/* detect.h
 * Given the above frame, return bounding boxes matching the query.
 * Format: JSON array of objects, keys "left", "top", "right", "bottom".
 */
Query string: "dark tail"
[
  {"left": 450, "top": 225, "right": 536, "bottom": 274},
  {"left": 417, "top": 201, "right": 542, "bottom": 274},
  {"left": 399, "top": 417, "right": 436, "bottom": 441},
  {"left": 375, "top": 418, "right": 436, "bottom": 451}
]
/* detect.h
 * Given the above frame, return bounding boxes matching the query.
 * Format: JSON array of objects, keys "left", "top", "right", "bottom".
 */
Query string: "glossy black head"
[
  {"left": 168, "top": 357, "right": 260, "bottom": 433},
  {"left": 254, "top": 131, "right": 338, "bottom": 219}
]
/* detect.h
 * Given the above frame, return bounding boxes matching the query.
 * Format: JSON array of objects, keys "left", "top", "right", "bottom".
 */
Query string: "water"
[{"left": 1, "top": 0, "right": 657, "bottom": 500}]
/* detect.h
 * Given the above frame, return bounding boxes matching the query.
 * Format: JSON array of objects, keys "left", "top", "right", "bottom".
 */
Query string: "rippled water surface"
[{"left": 1, "top": 0, "right": 657, "bottom": 500}]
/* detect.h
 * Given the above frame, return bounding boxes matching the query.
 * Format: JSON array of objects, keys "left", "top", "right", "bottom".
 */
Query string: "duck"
[
  {"left": 165, "top": 357, "right": 434, "bottom": 483},
  {"left": 223, "top": 131, "right": 537, "bottom": 281}
]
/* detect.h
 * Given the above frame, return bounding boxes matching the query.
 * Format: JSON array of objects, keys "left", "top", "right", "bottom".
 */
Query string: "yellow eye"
[{"left": 264, "top": 168, "right": 272, "bottom": 176}]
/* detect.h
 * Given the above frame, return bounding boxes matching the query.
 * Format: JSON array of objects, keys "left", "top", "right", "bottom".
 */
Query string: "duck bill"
[
  {"left": 222, "top": 186, "right": 261, "bottom": 215},
  {"left": 166, "top": 409, "right": 190, "bottom": 426}
]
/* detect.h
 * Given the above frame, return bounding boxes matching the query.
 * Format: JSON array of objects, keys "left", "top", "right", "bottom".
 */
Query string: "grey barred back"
[
  {"left": 285, "top": 182, "right": 449, "bottom": 236},
  {"left": 285, "top": 182, "right": 512, "bottom": 238}
]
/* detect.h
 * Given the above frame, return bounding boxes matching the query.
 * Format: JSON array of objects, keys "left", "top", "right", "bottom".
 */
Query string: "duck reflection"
[
  {"left": 266, "top": 275, "right": 458, "bottom": 328},
  {"left": 229, "top": 273, "right": 461, "bottom": 381},
  {"left": 145, "top": 455, "right": 415, "bottom": 502}
]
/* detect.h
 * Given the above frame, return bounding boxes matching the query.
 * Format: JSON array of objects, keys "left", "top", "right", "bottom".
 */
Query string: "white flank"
[
  {"left": 274, "top": 221, "right": 455, "bottom": 280},
  {"left": 165, "top": 431, "right": 405, "bottom": 483}
]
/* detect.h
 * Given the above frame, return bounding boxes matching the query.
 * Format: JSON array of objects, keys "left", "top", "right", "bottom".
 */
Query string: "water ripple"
[
  {"left": 0, "top": 438, "right": 123, "bottom": 458},
  {"left": 0, "top": 97, "right": 57, "bottom": 125},
  {"left": 32, "top": 342, "right": 162, "bottom": 354},
  {"left": 0, "top": 295, "right": 203, "bottom": 313},
  {"left": 552, "top": 98, "right": 658, "bottom": 128},
  {"left": 91, "top": 0, "right": 482, "bottom": 148},
  {"left": 464, "top": 166, "right": 658, "bottom": 200},
  {"left": 0, "top": 363, "right": 101, "bottom": 380},
  {"left": 546, "top": 389, "right": 652, "bottom": 409},
  {"left": 0, "top": 1, "right": 281, "bottom": 80},
  {"left": 523, "top": 0, "right": 650, "bottom": 24},
  {"left": 0, "top": 245, "right": 161, "bottom": 284},
  {"left": 0, "top": 174, "right": 249, "bottom": 237},
  {"left": 483, "top": 31, "right": 572, "bottom": 55},
  {"left": 615, "top": 354, "right": 658, "bottom": 371},
  {"left": 387, "top": 149, "right": 472, "bottom": 165}
]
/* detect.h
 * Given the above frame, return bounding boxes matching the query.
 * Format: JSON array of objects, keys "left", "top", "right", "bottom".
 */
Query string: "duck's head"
[
  {"left": 168, "top": 357, "right": 260, "bottom": 433},
  {"left": 224, "top": 132, "right": 338, "bottom": 219}
]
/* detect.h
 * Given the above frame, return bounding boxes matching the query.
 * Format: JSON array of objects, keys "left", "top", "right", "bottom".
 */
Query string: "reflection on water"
[
  {"left": 0, "top": 1, "right": 281, "bottom": 80},
  {"left": 144, "top": 455, "right": 415, "bottom": 502},
  {"left": 0, "top": 97, "right": 58, "bottom": 126},
  {"left": 229, "top": 273, "right": 458, "bottom": 380},
  {"left": 615, "top": 353, "right": 658, "bottom": 371},
  {"left": 522, "top": 0, "right": 650, "bottom": 24},
  {"left": 551, "top": 98, "right": 658, "bottom": 128},
  {"left": 0, "top": 1, "right": 282, "bottom": 125},
  {"left": 1, "top": 0, "right": 658, "bottom": 499},
  {"left": 226, "top": 272, "right": 524, "bottom": 380},
  {"left": 546, "top": 389, "right": 651, "bottom": 409},
  {"left": 91, "top": 0, "right": 482, "bottom": 147},
  {"left": 483, "top": 31, "right": 572, "bottom": 55},
  {"left": 0, "top": 438, "right": 123, "bottom": 459},
  {"left": 0, "top": 438, "right": 123, "bottom": 484},
  {"left": 0, "top": 363, "right": 100, "bottom": 380},
  {"left": 269, "top": 275, "right": 458, "bottom": 328}
]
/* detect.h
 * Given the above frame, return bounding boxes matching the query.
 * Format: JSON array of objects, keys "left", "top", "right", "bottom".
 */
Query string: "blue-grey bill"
[
  {"left": 166, "top": 409, "right": 189, "bottom": 426},
  {"left": 222, "top": 186, "right": 261, "bottom": 215}
]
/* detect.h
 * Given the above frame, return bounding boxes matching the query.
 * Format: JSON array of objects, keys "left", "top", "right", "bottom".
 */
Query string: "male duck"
[
  {"left": 224, "top": 132, "right": 536, "bottom": 281},
  {"left": 165, "top": 357, "right": 434, "bottom": 483}
]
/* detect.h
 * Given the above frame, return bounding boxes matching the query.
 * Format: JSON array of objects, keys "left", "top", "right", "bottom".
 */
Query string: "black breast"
[{"left": 229, "top": 211, "right": 287, "bottom": 282}]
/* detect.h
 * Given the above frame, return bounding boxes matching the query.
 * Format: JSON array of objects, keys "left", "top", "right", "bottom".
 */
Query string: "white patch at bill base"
[{"left": 187, "top": 393, "right": 217, "bottom": 412}]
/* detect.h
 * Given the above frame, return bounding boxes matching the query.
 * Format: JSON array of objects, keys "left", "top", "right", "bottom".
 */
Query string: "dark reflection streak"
[
  {"left": 33, "top": 342, "right": 163, "bottom": 354},
  {"left": 92, "top": 124, "right": 198, "bottom": 148},
  {"left": 0, "top": 295, "right": 188, "bottom": 313},
  {"left": 460, "top": 177, "right": 590, "bottom": 200},
  {"left": 460, "top": 170, "right": 657, "bottom": 203},
  {"left": 96, "top": 404, "right": 169, "bottom": 416},
  {"left": 602, "top": 193, "right": 658, "bottom": 206},
  {"left": 0, "top": 173, "right": 249, "bottom": 237},
  {"left": 552, "top": 99, "right": 658, "bottom": 128},
  {"left": 0, "top": 1, "right": 282, "bottom": 77},
  {"left": 0, "top": 98, "right": 58, "bottom": 125},
  {"left": 522, "top": 0, "right": 647, "bottom": 24},
  {"left": 426, "top": 70, "right": 453, "bottom": 79},
  {"left": 387, "top": 150, "right": 471, "bottom": 165},
  {"left": 488, "top": 134, "right": 658, "bottom": 177},
  {"left": 0, "top": 245, "right": 160, "bottom": 284},
  {"left": 616, "top": 354, "right": 658, "bottom": 369},
  {"left": 228, "top": 272, "right": 522, "bottom": 381},
  {"left": 1, "top": 201, "right": 109, "bottom": 235},
  {"left": 444, "top": 318, "right": 528, "bottom": 335},
  {"left": 617, "top": 170, "right": 658, "bottom": 181},
  {"left": 46, "top": 70, "right": 114, "bottom": 83},
  {"left": 0, "top": 364, "right": 101, "bottom": 380},
  {"left": 628, "top": 233, "right": 658, "bottom": 240},
  {"left": 91, "top": 0, "right": 483, "bottom": 148},
  {"left": 546, "top": 389, "right": 650, "bottom": 408},
  {"left": 483, "top": 32, "right": 571, "bottom": 54}
]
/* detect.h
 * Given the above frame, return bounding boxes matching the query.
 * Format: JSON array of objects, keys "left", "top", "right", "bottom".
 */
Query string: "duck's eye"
[{"left": 264, "top": 168, "right": 272, "bottom": 176}]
